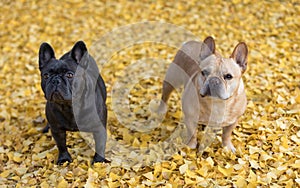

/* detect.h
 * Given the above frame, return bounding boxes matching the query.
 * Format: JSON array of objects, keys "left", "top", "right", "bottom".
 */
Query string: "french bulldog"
[
  {"left": 38, "top": 41, "right": 109, "bottom": 164},
  {"left": 158, "top": 36, "right": 248, "bottom": 152}
]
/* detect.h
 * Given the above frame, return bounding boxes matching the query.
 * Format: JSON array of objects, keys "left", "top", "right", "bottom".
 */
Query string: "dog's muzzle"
[{"left": 200, "top": 77, "right": 224, "bottom": 98}]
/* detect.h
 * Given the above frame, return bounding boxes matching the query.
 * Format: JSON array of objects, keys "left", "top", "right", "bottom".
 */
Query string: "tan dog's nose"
[
  {"left": 209, "top": 77, "right": 221, "bottom": 86},
  {"left": 204, "top": 77, "right": 222, "bottom": 97}
]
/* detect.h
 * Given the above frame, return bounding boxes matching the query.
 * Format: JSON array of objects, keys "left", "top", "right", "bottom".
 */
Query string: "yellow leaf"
[
  {"left": 127, "top": 177, "right": 137, "bottom": 186},
  {"left": 247, "top": 101, "right": 255, "bottom": 108},
  {"left": 132, "top": 137, "right": 141, "bottom": 147},
  {"left": 121, "top": 128, "right": 133, "bottom": 143},
  {"left": 171, "top": 110, "right": 182, "bottom": 119},
  {"left": 249, "top": 146, "right": 260, "bottom": 155},
  {"left": 13, "top": 152, "right": 23, "bottom": 163},
  {"left": 295, "top": 94, "right": 300, "bottom": 103},
  {"left": 289, "top": 160, "right": 300, "bottom": 168},
  {"left": 281, "top": 135, "right": 289, "bottom": 148},
  {"left": 179, "top": 163, "right": 188, "bottom": 175},
  {"left": 235, "top": 176, "right": 247, "bottom": 188},
  {"left": 172, "top": 154, "right": 183, "bottom": 161},
  {"left": 232, "top": 0, "right": 241, "bottom": 4},
  {"left": 206, "top": 157, "right": 214, "bottom": 167},
  {"left": 184, "top": 177, "right": 195, "bottom": 185},
  {"left": 217, "top": 166, "right": 233, "bottom": 176},
  {"left": 196, "top": 167, "right": 208, "bottom": 177},
  {"left": 108, "top": 181, "right": 121, "bottom": 188},
  {"left": 40, "top": 181, "right": 50, "bottom": 188},
  {"left": 109, "top": 172, "right": 119, "bottom": 182},
  {"left": 285, "top": 179, "right": 294, "bottom": 188},
  {"left": 85, "top": 168, "right": 98, "bottom": 187},
  {"left": 14, "top": 167, "right": 28, "bottom": 176},
  {"left": 11, "top": 176, "right": 20, "bottom": 181},
  {"left": 162, "top": 168, "right": 172, "bottom": 179},
  {"left": 260, "top": 153, "right": 274, "bottom": 161},
  {"left": 249, "top": 160, "right": 260, "bottom": 169},
  {"left": 185, "top": 169, "right": 196, "bottom": 178},
  {"left": 143, "top": 172, "right": 154, "bottom": 181},
  {"left": 0, "top": 170, "right": 11, "bottom": 178},
  {"left": 153, "top": 164, "right": 162, "bottom": 177},
  {"left": 247, "top": 170, "right": 257, "bottom": 186},
  {"left": 57, "top": 178, "right": 68, "bottom": 188}
]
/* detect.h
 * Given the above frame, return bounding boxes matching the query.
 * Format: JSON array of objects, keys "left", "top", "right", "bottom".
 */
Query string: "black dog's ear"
[
  {"left": 39, "top": 42, "right": 55, "bottom": 69},
  {"left": 200, "top": 36, "right": 215, "bottom": 60},
  {"left": 71, "top": 41, "right": 87, "bottom": 63}
]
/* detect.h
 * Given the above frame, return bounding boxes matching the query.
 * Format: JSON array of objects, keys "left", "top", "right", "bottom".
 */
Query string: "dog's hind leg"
[
  {"left": 157, "top": 80, "right": 174, "bottom": 114},
  {"left": 157, "top": 63, "right": 188, "bottom": 114}
]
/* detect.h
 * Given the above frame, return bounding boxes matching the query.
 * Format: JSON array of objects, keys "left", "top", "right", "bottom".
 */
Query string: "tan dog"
[{"left": 158, "top": 36, "right": 248, "bottom": 152}]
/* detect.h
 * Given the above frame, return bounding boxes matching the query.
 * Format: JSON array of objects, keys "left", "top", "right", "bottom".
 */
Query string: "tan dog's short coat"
[{"left": 158, "top": 36, "right": 248, "bottom": 152}]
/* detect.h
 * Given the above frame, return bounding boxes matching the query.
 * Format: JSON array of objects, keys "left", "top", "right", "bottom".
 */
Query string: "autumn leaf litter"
[{"left": 0, "top": 0, "right": 299, "bottom": 187}]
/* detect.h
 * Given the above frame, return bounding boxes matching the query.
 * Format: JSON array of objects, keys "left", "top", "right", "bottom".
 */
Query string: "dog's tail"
[{"left": 157, "top": 80, "right": 175, "bottom": 114}]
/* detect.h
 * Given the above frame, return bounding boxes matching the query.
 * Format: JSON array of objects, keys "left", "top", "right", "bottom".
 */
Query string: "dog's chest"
[
  {"left": 46, "top": 102, "right": 79, "bottom": 131},
  {"left": 198, "top": 98, "right": 234, "bottom": 126}
]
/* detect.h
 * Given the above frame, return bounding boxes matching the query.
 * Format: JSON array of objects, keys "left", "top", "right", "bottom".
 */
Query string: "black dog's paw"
[
  {"left": 42, "top": 124, "right": 50, "bottom": 133},
  {"left": 57, "top": 151, "right": 72, "bottom": 165},
  {"left": 92, "top": 153, "right": 110, "bottom": 164}
]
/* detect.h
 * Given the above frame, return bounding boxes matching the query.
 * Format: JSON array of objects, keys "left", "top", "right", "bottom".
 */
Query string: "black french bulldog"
[{"left": 38, "top": 41, "right": 108, "bottom": 164}]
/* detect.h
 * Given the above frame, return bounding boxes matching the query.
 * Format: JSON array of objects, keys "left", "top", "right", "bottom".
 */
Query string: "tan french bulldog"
[{"left": 158, "top": 36, "right": 248, "bottom": 152}]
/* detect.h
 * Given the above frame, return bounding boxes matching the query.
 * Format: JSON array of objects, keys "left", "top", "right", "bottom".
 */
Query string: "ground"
[{"left": 0, "top": 0, "right": 299, "bottom": 187}]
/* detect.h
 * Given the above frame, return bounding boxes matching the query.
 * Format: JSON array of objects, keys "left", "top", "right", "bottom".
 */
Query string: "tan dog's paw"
[
  {"left": 156, "top": 101, "right": 168, "bottom": 115},
  {"left": 223, "top": 141, "right": 236, "bottom": 153},
  {"left": 149, "top": 100, "right": 166, "bottom": 115},
  {"left": 187, "top": 140, "right": 197, "bottom": 149}
]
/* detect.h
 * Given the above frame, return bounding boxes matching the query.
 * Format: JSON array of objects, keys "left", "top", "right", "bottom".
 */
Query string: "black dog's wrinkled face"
[
  {"left": 39, "top": 42, "right": 87, "bottom": 103},
  {"left": 40, "top": 58, "right": 76, "bottom": 102}
]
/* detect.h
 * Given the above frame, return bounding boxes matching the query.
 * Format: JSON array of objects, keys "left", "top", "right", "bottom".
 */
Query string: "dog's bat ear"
[
  {"left": 71, "top": 41, "right": 88, "bottom": 63},
  {"left": 230, "top": 42, "right": 248, "bottom": 73},
  {"left": 200, "top": 36, "right": 215, "bottom": 60},
  {"left": 39, "top": 42, "right": 55, "bottom": 69}
]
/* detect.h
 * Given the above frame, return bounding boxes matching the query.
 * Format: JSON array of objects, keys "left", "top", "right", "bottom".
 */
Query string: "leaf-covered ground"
[{"left": 0, "top": 0, "right": 300, "bottom": 187}]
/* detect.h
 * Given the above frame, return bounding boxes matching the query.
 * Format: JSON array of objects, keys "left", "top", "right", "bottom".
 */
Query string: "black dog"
[{"left": 38, "top": 41, "right": 108, "bottom": 164}]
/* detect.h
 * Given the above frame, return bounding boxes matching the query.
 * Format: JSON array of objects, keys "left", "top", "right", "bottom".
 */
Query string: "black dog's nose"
[{"left": 52, "top": 77, "right": 61, "bottom": 85}]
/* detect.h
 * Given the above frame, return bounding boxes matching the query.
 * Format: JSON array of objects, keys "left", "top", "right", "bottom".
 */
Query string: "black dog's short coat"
[{"left": 39, "top": 41, "right": 108, "bottom": 164}]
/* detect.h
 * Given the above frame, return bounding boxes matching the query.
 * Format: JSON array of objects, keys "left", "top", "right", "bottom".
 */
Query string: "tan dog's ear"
[
  {"left": 200, "top": 36, "right": 216, "bottom": 60},
  {"left": 231, "top": 42, "right": 248, "bottom": 73}
]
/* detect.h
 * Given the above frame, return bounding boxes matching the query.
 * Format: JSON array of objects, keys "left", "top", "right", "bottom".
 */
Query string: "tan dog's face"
[{"left": 197, "top": 37, "right": 248, "bottom": 100}]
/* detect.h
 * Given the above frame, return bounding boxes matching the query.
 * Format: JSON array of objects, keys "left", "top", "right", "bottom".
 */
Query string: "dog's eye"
[
  {"left": 43, "top": 73, "right": 49, "bottom": 79},
  {"left": 201, "top": 70, "right": 209, "bottom": 77},
  {"left": 66, "top": 72, "right": 74, "bottom": 78},
  {"left": 224, "top": 74, "right": 233, "bottom": 80}
]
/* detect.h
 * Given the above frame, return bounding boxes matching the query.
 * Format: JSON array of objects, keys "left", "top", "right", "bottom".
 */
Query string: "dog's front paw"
[
  {"left": 57, "top": 151, "right": 72, "bottom": 165},
  {"left": 187, "top": 140, "right": 197, "bottom": 149},
  {"left": 92, "top": 153, "right": 110, "bottom": 164},
  {"left": 42, "top": 124, "right": 50, "bottom": 133},
  {"left": 223, "top": 141, "right": 236, "bottom": 153},
  {"left": 150, "top": 101, "right": 168, "bottom": 115}
]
